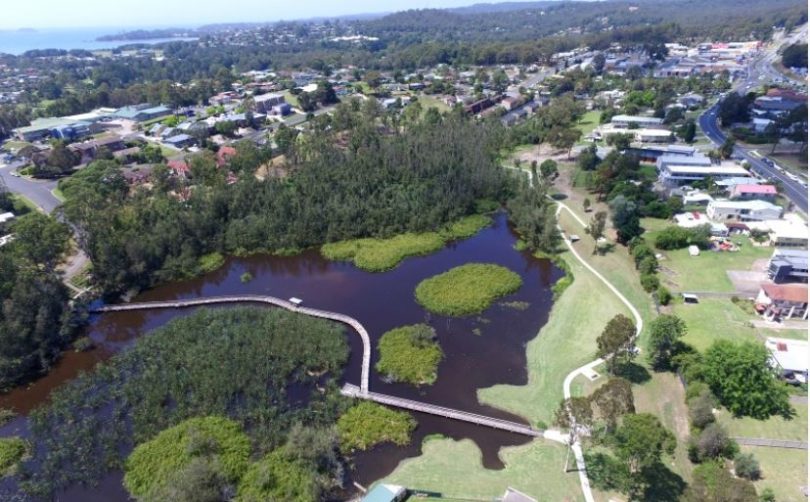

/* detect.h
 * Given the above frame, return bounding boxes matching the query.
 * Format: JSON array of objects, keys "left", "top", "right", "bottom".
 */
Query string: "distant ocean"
[{"left": 0, "top": 27, "right": 196, "bottom": 55}]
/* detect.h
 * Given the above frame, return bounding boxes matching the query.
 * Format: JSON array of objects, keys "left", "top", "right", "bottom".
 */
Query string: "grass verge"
[{"left": 382, "top": 437, "right": 582, "bottom": 500}]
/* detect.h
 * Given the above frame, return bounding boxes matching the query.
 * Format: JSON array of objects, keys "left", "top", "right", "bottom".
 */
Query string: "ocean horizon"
[{"left": 0, "top": 26, "right": 196, "bottom": 55}]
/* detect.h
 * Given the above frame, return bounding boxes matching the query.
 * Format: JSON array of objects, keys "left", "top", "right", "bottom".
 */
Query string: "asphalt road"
[
  {"left": 699, "top": 105, "right": 808, "bottom": 212},
  {"left": 698, "top": 24, "right": 808, "bottom": 213},
  {"left": 0, "top": 162, "right": 61, "bottom": 214}
]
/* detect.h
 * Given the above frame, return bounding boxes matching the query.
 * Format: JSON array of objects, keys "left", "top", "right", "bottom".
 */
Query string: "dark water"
[{"left": 1, "top": 213, "right": 560, "bottom": 498}]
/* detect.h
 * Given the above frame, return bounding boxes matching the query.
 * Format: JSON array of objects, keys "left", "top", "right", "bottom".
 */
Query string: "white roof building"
[
  {"left": 707, "top": 199, "right": 783, "bottom": 222},
  {"left": 0, "top": 212, "right": 15, "bottom": 224},
  {"left": 765, "top": 337, "right": 808, "bottom": 382},
  {"left": 659, "top": 162, "right": 751, "bottom": 187}
]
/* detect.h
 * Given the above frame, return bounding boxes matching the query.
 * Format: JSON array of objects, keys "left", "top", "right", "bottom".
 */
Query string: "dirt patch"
[{"left": 727, "top": 270, "right": 768, "bottom": 296}]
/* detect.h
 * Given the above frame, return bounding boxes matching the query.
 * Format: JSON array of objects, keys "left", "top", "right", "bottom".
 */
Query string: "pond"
[{"left": 1, "top": 212, "right": 561, "bottom": 499}]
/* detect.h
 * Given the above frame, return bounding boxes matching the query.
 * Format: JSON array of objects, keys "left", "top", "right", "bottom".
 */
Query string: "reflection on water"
[{"left": 1, "top": 213, "right": 560, "bottom": 497}]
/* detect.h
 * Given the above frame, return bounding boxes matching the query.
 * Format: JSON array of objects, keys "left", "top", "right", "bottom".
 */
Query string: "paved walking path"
[
  {"left": 733, "top": 437, "right": 808, "bottom": 450},
  {"left": 556, "top": 202, "right": 645, "bottom": 502}
]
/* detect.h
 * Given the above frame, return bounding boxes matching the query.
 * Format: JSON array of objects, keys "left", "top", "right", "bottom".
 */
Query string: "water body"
[
  {"left": 0, "top": 27, "right": 196, "bottom": 55},
  {"left": 0, "top": 213, "right": 561, "bottom": 498}
]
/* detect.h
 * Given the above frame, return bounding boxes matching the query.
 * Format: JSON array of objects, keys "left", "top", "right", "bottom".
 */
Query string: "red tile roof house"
[
  {"left": 755, "top": 283, "right": 809, "bottom": 320},
  {"left": 729, "top": 184, "right": 777, "bottom": 202},
  {"left": 216, "top": 146, "right": 237, "bottom": 168},
  {"left": 167, "top": 160, "right": 190, "bottom": 179}
]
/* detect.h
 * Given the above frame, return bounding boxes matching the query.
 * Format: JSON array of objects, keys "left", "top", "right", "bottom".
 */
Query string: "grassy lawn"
[
  {"left": 575, "top": 110, "right": 600, "bottom": 137},
  {"left": 282, "top": 90, "right": 300, "bottom": 108},
  {"left": 717, "top": 404, "right": 808, "bottom": 442},
  {"left": 478, "top": 245, "right": 628, "bottom": 426},
  {"left": 653, "top": 237, "right": 773, "bottom": 292},
  {"left": 382, "top": 437, "right": 583, "bottom": 501},
  {"left": 417, "top": 95, "right": 450, "bottom": 113},
  {"left": 672, "top": 298, "right": 766, "bottom": 351},
  {"left": 741, "top": 445, "right": 808, "bottom": 502},
  {"left": 1, "top": 140, "right": 33, "bottom": 153},
  {"left": 633, "top": 372, "right": 694, "bottom": 482},
  {"left": 51, "top": 187, "right": 65, "bottom": 203}
]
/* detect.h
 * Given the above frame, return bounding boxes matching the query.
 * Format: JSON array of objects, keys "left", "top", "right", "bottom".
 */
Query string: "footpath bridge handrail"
[
  {"left": 341, "top": 384, "right": 543, "bottom": 437},
  {"left": 91, "top": 295, "right": 371, "bottom": 393}
]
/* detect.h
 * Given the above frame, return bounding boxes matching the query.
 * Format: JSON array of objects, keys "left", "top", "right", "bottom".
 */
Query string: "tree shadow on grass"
[
  {"left": 640, "top": 462, "right": 687, "bottom": 502},
  {"left": 614, "top": 362, "right": 651, "bottom": 384}
]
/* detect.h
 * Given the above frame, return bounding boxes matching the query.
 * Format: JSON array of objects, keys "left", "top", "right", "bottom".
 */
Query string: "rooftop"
[
  {"left": 665, "top": 164, "right": 750, "bottom": 176},
  {"left": 611, "top": 114, "right": 664, "bottom": 124},
  {"left": 731, "top": 184, "right": 777, "bottom": 195},
  {"left": 362, "top": 484, "right": 406, "bottom": 502},
  {"left": 760, "top": 283, "right": 809, "bottom": 303},
  {"left": 770, "top": 248, "right": 808, "bottom": 268},
  {"left": 709, "top": 199, "right": 781, "bottom": 210},
  {"left": 765, "top": 337, "right": 808, "bottom": 373}
]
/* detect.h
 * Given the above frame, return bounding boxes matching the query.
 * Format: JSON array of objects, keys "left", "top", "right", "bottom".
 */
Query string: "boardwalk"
[
  {"left": 341, "top": 383, "right": 543, "bottom": 437},
  {"left": 91, "top": 295, "right": 371, "bottom": 394}
]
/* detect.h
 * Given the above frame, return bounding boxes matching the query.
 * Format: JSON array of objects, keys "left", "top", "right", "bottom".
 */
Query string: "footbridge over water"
[
  {"left": 341, "top": 383, "right": 544, "bottom": 437},
  {"left": 90, "top": 295, "right": 371, "bottom": 394}
]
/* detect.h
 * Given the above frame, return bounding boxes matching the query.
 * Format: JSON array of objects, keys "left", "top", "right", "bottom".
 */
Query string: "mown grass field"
[
  {"left": 672, "top": 298, "right": 767, "bottom": 351},
  {"left": 718, "top": 403, "right": 808, "bottom": 442},
  {"left": 575, "top": 110, "right": 601, "bottom": 137},
  {"left": 741, "top": 445, "right": 808, "bottom": 502},
  {"left": 383, "top": 437, "right": 583, "bottom": 501}
]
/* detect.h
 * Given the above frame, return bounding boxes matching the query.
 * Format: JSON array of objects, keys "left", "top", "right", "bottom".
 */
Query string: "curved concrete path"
[
  {"left": 555, "top": 202, "right": 644, "bottom": 502},
  {"left": 91, "top": 295, "right": 371, "bottom": 394}
]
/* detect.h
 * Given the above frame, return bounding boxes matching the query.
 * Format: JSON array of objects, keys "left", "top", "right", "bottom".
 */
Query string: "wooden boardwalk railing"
[
  {"left": 733, "top": 437, "right": 808, "bottom": 450},
  {"left": 91, "top": 295, "right": 371, "bottom": 394},
  {"left": 341, "top": 383, "right": 543, "bottom": 437}
]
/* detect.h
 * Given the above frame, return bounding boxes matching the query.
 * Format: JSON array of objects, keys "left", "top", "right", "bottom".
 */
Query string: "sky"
[{"left": 0, "top": 0, "right": 538, "bottom": 29}]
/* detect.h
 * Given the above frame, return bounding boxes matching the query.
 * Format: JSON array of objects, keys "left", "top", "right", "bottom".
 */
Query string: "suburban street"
[
  {"left": 0, "top": 162, "right": 61, "bottom": 213},
  {"left": 698, "top": 23, "right": 808, "bottom": 214}
]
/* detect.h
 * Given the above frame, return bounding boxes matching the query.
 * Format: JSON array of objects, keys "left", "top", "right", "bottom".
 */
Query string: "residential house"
[
  {"left": 216, "top": 146, "right": 237, "bottom": 167},
  {"left": 764, "top": 337, "right": 808, "bottom": 384},
  {"left": 728, "top": 184, "right": 777, "bottom": 202},
  {"left": 673, "top": 211, "right": 727, "bottom": 235},
  {"left": 112, "top": 147, "right": 141, "bottom": 163},
  {"left": 756, "top": 283, "right": 808, "bottom": 320},
  {"left": 678, "top": 93, "right": 705, "bottom": 109},
  {"left": 767, "top": 248, "right": 808, "bottom": 283},
  {"left": 167, "top": 160, "right": 190, "bottom": 179},
  {"left": 69, "top": 135, "right": 126, "bottom": 164},
  {"left": 121, "top": 164, "right": 155, "bottom": 185},
  {"left": 163, "top": 134, "right": 197, "bottom": 149},
  {"left": 706, "top": 199, "right": 783, "bottom": 222},
  {"left": 764, "top": 219, "right": 809, "bottom": 249},
  {"left": 627, "top": 144, "right": 696, "bottom": 163}
]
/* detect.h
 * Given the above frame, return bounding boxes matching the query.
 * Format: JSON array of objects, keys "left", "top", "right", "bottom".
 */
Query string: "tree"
[
  {"left": 687, "top": 389, "right": 716, "bottom": 429},
  {"left": 720, "top": 137, "right": 736, "bottom": 159},
  {"left": 10, "top": 213, "right": 70, "bottom": 272},
  {"left": 718, "top": 93, "right": 751, "bottom": 127},
  {"left": 587, "top": 211, "right": 607, "bottom": 241},
  {"left": 491, "top": 69, "right": 509, "bottom": 93},
  {"left": 609, "top": 195, "right": 642, "bottom": 244},
  {"left": 781, "top": 43, "right": 808, "bottom": 68},
  {"left": 606, "top": 132, "right": 633, "bottom": 151},
  {"left": 363, "top": 71, "right": 382, "bottom": 89},
  {"left": 647, "top": 314, "right": 686, "bottom": 370},
  {"left": 592, "top": 53, "right": 606, "bottom": 74},
  {"left": 613, "top": 413, "right": 676, "bottom": 475},
  {"left": 578, "top": 143, "right": 599, "bottom": 171},
  {"left": 43, "top": 141, "right": 79, "bottom": 176},
  {"left": 591, "top": 377, "right": 635, "bottom": 431},
  {"left": 554, "top": 396, "right": 594, "bottom": 430},
  {"left": 548, "top": 127, "right": 582, "bottom": 158},
  {"left": 702, "top": 341, "right": 792, "bottom": 419},
  {"left": 679, "top": 119, "right": 696, "bottom": 143},
  {"left": 596, "top": 314, "right": 636, "bottom": 373},
  {"left": 539, "top": 159, "right": 558, "bottom": 180}
]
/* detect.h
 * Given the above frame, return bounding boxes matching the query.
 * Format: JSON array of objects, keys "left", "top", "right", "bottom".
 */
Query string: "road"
[
  {"left": 698, "top": 106, "right": 808, "bottom": 213},
  {"left": 0, "top": 162, "right": 62, "bottom": 213},
  {"left": 698, "top": 23, "right": 808, "bottom": 213}
]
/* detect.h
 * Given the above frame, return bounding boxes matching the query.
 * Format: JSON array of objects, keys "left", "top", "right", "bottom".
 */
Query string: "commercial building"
[
  {"left": 610, "top": 114, "right": 665, "bottom": 129},
  {"left": 756, "top": 283, "right": 808, "bottom": 320},
  {"left": 253, "top": 92, "right": 286, "bottom": 114},
  {"left": 113, "top": 104, "right": 173, "bottom": 122},
  {"left": 658, "top": 162, "right": 751, "bottom": 188},
  {"left": 706, "top": 199, "right": 783, "bottom": 222},
  {"left": 767, "top": 249, "right": 808, "bottom": 283}
]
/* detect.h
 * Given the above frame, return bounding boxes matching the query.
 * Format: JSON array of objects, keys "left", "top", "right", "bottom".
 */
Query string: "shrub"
[
  {"left": 124, "top": 416, "right": 252, "bottom": 499},
  {"left": 198, "top": 252, "right": 226, "bottom": 273},
  {"left": 415, "top": 263, "right": 522, "bottom": 316},
  {"left": 322, "top": 215, "right": 491, "bottom": 272},
  {"left": 688, "top": 390, "right": 716, "bottom": 429},
  {"left": 656, "top": 286, "right": 673, "bottom": 306},
  {"left": 640, "top": 273, "right": 660, "bottom": 292},
  {"left": 236, "top": 450, "right": 317, "bottom": 502},
  {"left": 71, "top": 336, "right": 95, "bottom": 352},
  {"left": 684, "top": 461, "right": 757, "bottom": 502},
  {"left": 734, "top": 452, "right": 761, "bottom": 480},
  {"left": 337, "top": 402, "right": 416, "bottom": 452},
  {"left": 376, "top": 324, "right": 443, "bottom": 385},
  {"left": 654, "top": 225, "right": 711, "bottom": 250},
  {"left": 239, "top": 272, "right": 253, "bottom": 283},
  {"left": 638, "top": 255, "right": 658, "bottom": 275},
  {"left": 550, "top": 254, "right": 574, "bottom": 299},
  {"left": 0, "top": 437, "right": 28, "bottom": 476},
  {"left": 690, "top": 423, "right": 736, "bottom": 462}
]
